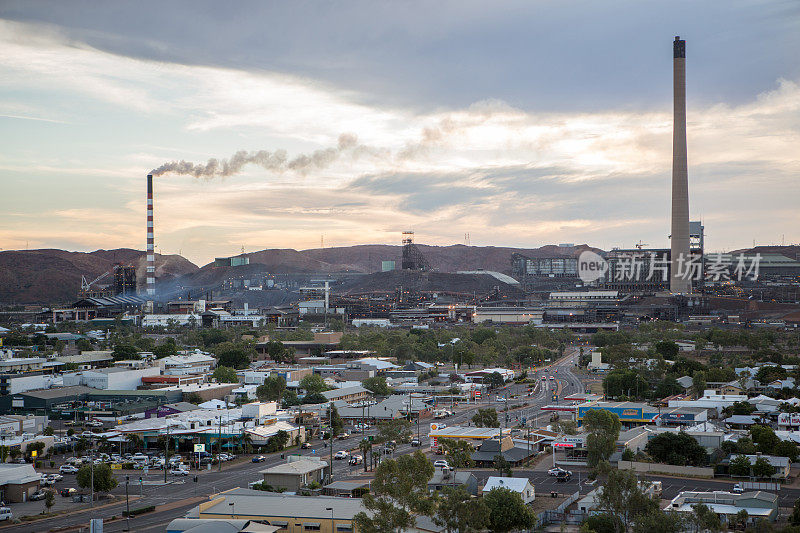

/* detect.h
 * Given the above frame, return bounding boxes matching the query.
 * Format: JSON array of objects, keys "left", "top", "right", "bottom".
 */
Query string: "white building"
[
  {"left": 62, "top": 367, "right": 160, "bottom": 390},
  {"left": 161, "top": 353, "right": 216, "bottom": 375},
  {"left": 482, "top": 476, "right": 535, "bottom": 503}
]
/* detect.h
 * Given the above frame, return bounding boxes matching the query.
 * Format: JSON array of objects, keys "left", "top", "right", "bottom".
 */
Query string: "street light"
[
  {"left": 326, "top": 507, "right": 334, "bottom": 530},
  {"left": 124, "top": 475, "right": 130, "bottom": 532}
]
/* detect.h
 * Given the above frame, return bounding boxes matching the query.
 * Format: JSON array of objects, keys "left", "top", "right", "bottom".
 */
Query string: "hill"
[{"left": 0, "top": 249, "right": 198, "bottom": 304}]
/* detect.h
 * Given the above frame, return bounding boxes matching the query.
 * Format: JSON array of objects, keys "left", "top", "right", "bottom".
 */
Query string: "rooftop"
[{"left": 199, "top": 488, "right": 366, "bottom": 520}]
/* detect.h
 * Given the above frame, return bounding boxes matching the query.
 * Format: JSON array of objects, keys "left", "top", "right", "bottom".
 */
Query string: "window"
[
  {"left": 336, "top": 526, "right": 353, "bottom": 532},
  {"left": 304, "top": 524, "right": 321, "bottom": 531}
]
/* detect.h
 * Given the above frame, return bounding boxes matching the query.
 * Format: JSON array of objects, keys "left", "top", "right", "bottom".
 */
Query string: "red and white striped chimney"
[{"left": 146, "top": 174, "right": 155, "bottom": 297}]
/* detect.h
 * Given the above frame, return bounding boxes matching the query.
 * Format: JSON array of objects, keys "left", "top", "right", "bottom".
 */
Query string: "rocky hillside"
[{"left": 0, "top": 249, "right": 198, "bottom": 304}]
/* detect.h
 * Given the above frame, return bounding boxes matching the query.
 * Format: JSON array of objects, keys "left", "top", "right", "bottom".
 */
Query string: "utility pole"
[
  {"left": 164, "top": 421, "right": 170, "bottom": 483},
  {"left": 218, "top": 414, "right": 223, "bottom": 472},
  {"left": 90, "top": 439, "right": 94, "bottom": 507},
  {"left": 329, "top": 404, "right": 334, "bottom": 484}
]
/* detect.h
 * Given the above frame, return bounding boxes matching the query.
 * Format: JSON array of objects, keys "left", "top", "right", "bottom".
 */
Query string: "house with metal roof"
[
  {"left": 482, "top": 476, "right": 535, "bottom": 503},
  {"left": 471, "top": 436, "right": 536, "bottom": 467},
  {"left": 0, "top": 463, "right": 41, "bottom": 502},
  {"left": 666, "top": 491, "right": 778, "bottom": 524},
  {"left": 259, "top": 457, "right": 329, "bottom": 492}
]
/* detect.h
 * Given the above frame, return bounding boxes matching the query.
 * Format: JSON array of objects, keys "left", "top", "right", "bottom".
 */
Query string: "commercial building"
[
  {"left": 0, "top": 463, "right": 41, "bottom": 502},
  {"left": 62, "top": 366, "right": 160, "bottom": 390},
  {"left": 259, "top": 457, "right": 329, "bottom": 492},
  {"left": 577, "top": 402, "right": 661, "bottom": 427},
  {"left": 321, "top": 386, "right": 370, "bottom": 404},
  {"left": 161, "top": 353, "right": 217, "bottom": 375},
  {"left": 666, "top": 491, "right": 778, "bottom": 524},
  {"left": 472, "top": 307, "right": 543, "bottom": 325},
  {"left": 195, "top": 487, "right": 366, "bottom": 532}
]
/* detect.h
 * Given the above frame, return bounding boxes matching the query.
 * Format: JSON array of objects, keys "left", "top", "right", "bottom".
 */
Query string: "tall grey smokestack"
[
  {"left": 146, "top": 174, "right": 155, "bottom": 297},
  {"left": 670, "top": 36, "right": 691, "bottom": 294}
]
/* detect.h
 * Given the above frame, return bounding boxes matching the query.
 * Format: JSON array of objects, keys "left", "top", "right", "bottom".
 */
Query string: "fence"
[
  {"left": 617, "top": 460, "right": 714, "bottom": 478},
  {"left": 537, "top": 490, "right": 581, "bottom": 526}
]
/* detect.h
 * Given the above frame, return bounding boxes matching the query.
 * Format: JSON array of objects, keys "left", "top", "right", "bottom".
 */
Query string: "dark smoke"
[{"left": 150, "top": 133, "right": 366, "bottom": 178}]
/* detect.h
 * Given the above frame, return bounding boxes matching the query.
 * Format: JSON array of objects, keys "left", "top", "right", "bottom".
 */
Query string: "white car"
[
  {"left": 60, "top": 465, "right": 79, "bottom": 474},
  {"left": 548, "top": 467, "right": 567, "bottom": 477},
  {"left": 132, "top": 453, "right": 148, "bottom": 462},
  {"left": 334, "top": 451, "right": 350, "bottom": 460},
  {"left": 47, "top": 473, "right": 63, "bottom": 482},
  {"left": 433, "top": 460, "right": 449, "bottom": 469},
  {"left": 170, "top": 468, "right": 189, "bottom": 476},
  {"left": 732, "top": 483, "right": 744, "bottom": 493}
]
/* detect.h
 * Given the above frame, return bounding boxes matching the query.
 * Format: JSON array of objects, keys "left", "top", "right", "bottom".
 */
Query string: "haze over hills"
[{"left": 2, "top": 244, "right": 798, "bottom": 305}]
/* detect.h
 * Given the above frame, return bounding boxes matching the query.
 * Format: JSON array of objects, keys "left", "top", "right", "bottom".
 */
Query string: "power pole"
[
  {"left": 164, "top": 421, "right": 170, "bottom": 483},
  {"left": 329, "top": 404, "right": 334, "bottom": 483}
]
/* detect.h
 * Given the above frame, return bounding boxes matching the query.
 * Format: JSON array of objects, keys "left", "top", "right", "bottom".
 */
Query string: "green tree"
[
  {"left": 358, "top": 439, "right": 372, "bottom": 473},
  {"left": 494, "top": 454, "right": 512, "bottom": 477},
  {"left": 689, "top": 503, "right": 722, "bottom": 533},
  {"left": 214, "top": 342, "right": 252, "bottom": 369},
  {"left": 632, "top": 510, "right": 685, "bottom": 533},
  {"left": 486, "top": 372, "right": 505, "bottom": 390},
  {"left": 471, "top": 408, "right": 500, "bottom": 428},
  {"left": 774, "top": 440, "right": 799, "bottom": 462},
  {"left": 483, "top": 486, "right": 535, "bottom": 532},
  {"left": 752, "top": 457, "right": 776, "bottom": 479},
  {"left": 327, "top": 404, "right": 344, "bottom": 437},
  {"left": 256, "top": 375, "right": 286, "bottom": 402},
  {"left": 377, "top": 418, "right": 412, "bottom": 444},
  {"left": 362, "top": 376, "right": 393, "bottom": 396},
  {"left": 789, "top": 499, "right": 800, "bottom": 526},
  {"left": 655, "top": 341, "right": 679, "bottom": 358},
  {"left": 25, "top": 441, "right": 45, "bottom": 459},
  {"left": 44, "top": 489, "right": 55, "bottom": 512},
  {"left": 750, "top": 425, "right": 780, "bottom": 455},
  {"left": 0, "top": 446, "right": 7, "bottom": 463},
  {"left": 597, "top": 468, "right": 659, "bottom": 533},
  {"left": 153, "top": 338, "right": 179, "bottom": 358},
  {"left": 584, "top": 409, "right": 621, "bottom": 468},
  {"left": 729, "top": 454, "right": 752, "bottom": 477},
  {"left": 582, "top": 513, "right": 623, "bottom": 533},
  {"left": 433, "top": 486, "right": 490, "bottom": 533},
  {"left": 186, "top": 392, "right": 203, "bottom": 404},
  {"left": 300, "top": 374, "right": 329, "bottom": 394},
  {"left": 692, "top": 370, "right": 707, "bottom": 398},
  {"left": 734, "top": 509, "right": 749, "bottom": 530},
  {"left": 440, "top": 439, "right": 474, "bottom": 469},
  {"left": 354, "top": 451, "right": 435, "bottom": 533},
  {"left": 76, "top": 338, "right": 93, "bottom": 352},
  {"left": 211, "top": 366, "right": 239, "bottom": 383},
  {"left": 76, "top": 463, "right": 118, "bottom": 494},
  {"left": 111, "top": 343, "right": 139, "bottom": 361},
  {"left": 644, "top": 432, "right": 708, "bottom": 466}
]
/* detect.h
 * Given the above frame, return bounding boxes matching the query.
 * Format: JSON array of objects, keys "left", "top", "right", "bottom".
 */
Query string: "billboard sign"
[
  {"left": 778, "top": 413, "right": 800, "bottom": 426},
  {"left": 193, "top": 444, "right": 206, "bottom": 453}
]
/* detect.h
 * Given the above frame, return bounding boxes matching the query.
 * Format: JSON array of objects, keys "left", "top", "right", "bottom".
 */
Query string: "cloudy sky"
[{"left": 1, "top": 1, "right": 798, "bottom": 266}]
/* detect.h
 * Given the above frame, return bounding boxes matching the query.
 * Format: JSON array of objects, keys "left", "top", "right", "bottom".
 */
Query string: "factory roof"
[
  {"left": 428, "top": 426, "right": 508, "bottom": 439},
  {"left": 74, "top": 296, "right": 144, "bottom": 307},
  {"left": 321, "top": 386, "right": 369, "bottom": 401},
  {"left": 20, "top": 385, "right": 95, "bottom": 399}
]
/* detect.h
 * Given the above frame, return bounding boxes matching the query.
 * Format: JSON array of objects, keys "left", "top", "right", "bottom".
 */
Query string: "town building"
[
  {"left": 666, "top": 491, "right": 778, "bottom": 524},
  {"left": 482, "top": 476, "right": 535, "bottom": 503},
  {"left": 259, "top": 457, "right": 329, "bottom": 492}
]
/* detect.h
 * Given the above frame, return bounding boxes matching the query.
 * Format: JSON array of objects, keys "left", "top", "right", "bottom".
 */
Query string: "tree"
[
  {"left": 440, "top": 439, "right": 473, "bottom": 468},
  {"left": 494, "top": 454, "right": 512, "bottom": 477},
  {"left": 377, "top": 419, "right": 412, "bottom": 444},
  {"left": 752, "top": 457, "right": 776, "bottom": 479},
  {"left": 9, "top": 448, "right": 20, "bottom": 462},
  {"left": 632, "top": 510, "right": 685, "bottom": 533},
  {"left": 300, "top": 374, "right": 329, "bottom": 394},
  {"left": 486, "top": 372, "right": 505, "bottom": 390},
  {"left": 582, "top": 513, "right": 623, "bottom": 533},
  {"left": 655, "top": 341, "right": 679, "bottom": 358},
  {"left": 689, "top": 503, "right": 722, "bottom": 533},
  {"left": 433, "top": 486, "right": 490, "bottom": 533},
  {"left": 774, "top": 440, "right": 799, "bottom": 462},
  {"left": 362, "top": 376, "right": 393, "bottom": 396},
  {"left": 77, "top": 463, "right": 118, "bottom": 494},
  {"left": 111, "top": 343, "right": 139, "bottom": 361},
  {"left": 644, "top": 432, "right": 708, "bottom": 466},
  {"left": 750, "top": 425, "right": 780, "bottom": 455},
  {"left": 26, "top": 441, "right": 45, "bottom": 459},
  {"left": 472, "top": 408, "right": 500, "bottom": 428},
  {"left": 256, "top": 375, "right": 286, "bottom": 402},
  {"left": 729, "top": 454, "right": 752, "bottom": 477},
  {"left": 126, "top": 433, "right": 143, "bottom": 452},
  {"left": 597, "top": 468, "right": 659, "bottom": 533},
  {"left": 354, "top": 451, "right": 435, "bottom": 533},
  {"left": 45, "top": 490, "right": 55, "bottom": 513},
  {"left": 153, "top": 338, "right": 178, "bottom": 358},
  {"left": 212, "top": 366, "right": 239, "bottom": 383},
  {"left": 0, "top": 446, "right": 7, "bottom": 463},
  {"left": 327, "top": 404, "right": 344, "bottom": 437},
  {"left": 483, "top": 487, "right": 535, "bottom": 532},
  {"left": 691, "top": 370, "right": 707, "bottom": 398},
  {"left": 733, "top": 509, "right": 749, "bottom": 530},
  {"left": 214, "top": 342, "right": 252, "bottom": 369},
  {"left": 583, "top": 409, "right": 621, "bottom": 468},
  {"left": 358, "top": 439, "right": 372, "bottom": 473},
  {"left": 303, "top": 392, "right": 328, "bottom": 404},
  {"left": 789, "top": 498, "right": 800, "bottom": 526},
  {"left": 265, "top": 430, "right": 290, "bottom": 453}
]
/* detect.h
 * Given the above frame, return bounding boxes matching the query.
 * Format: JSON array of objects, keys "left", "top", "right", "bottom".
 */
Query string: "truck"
[{"left": 733, "top": 481, "right": 780, "bottom": 492}]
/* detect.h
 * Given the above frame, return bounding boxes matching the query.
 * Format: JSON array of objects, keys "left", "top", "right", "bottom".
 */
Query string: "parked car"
[
  {"left": 251, "top": 455, "right": 266, "bottom": 463},
  {"left": 41, "top": 478, "right": 56, "bottom": 487},
  {"left": 60, "top": 465, "right": 79, "bottom": 474},
  {"left": 548, "top": 467, "right": 568, "bottom": 477},
  {"left": 59, "top": 488, "right": 77, "bottom": 497},
  {"left": 0, "top": 507, "right": 12, "bottom": 521},
  {"left": 732, "top": 483, "right": 744, "bottom": 493},
  {"left": 132, "top": 453, "right": 148, "bottom": 462},
  {"left": 47, "top": 473, "right": 63, "bottom": 482},
  {"left": 170, "top": 468, "right": 189, "bottom": 476},
  {"left": 433, "top": 460, "right": 449, "bottom": 469},
  {"left": 334, "top": 451, "right": 349, "bottom": 460},
  {"left": 337, "top": 432, "right": 350, "bottom": 440},
  {"left": 348, "top": 455, "right": 363, "bottom": 465},
  {"left": 29, "top": 490, "right": 47, "bottom": 501},
  {"left": 410, "top": 439, "right": 421, "bottom": 447},
  {"left": 555, "top": 470, "right": 572, "bottom": 482},
  {"left": 301, "top": 442, "right": 311, "bottom": 449}
]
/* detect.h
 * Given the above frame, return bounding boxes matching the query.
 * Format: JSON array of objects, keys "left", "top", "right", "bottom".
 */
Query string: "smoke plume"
[{"left": 150, "top": 133, "right": 366, "bottom": 178}]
